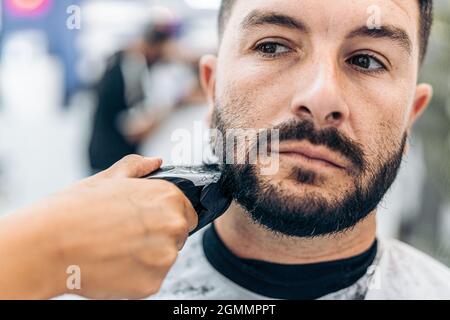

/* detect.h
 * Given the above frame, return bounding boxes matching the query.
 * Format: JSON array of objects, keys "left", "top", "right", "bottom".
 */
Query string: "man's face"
[
  {"left": 143, "top": 39, "right": 172, "bottom": 65},
  {"left": 201, "top": 0, "right": 432, "bottom": 237}
]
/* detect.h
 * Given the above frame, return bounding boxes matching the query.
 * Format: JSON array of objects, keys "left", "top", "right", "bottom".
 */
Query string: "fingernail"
[{"left": 148, "top": 157, "right": 163, "bottom": 164}]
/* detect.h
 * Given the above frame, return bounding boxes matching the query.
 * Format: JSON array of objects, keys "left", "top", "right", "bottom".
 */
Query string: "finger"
[
  {"left": 163, "top": 191, "right": 198, "bottom": 234},
  {"left": 152, "top": 180, "right": 199, "bottom": 233},
  {"left": 182, "top": 197, "right": 199, "bottom": 234},
  {"left": 145, "top": 185, "right": 198, "bottom": 237},
  {"left": 101, "top": 155, "right": 163, "bottom": 178},
  {"left": 176, "top": 236, "right": 188, "bottom": 251}
]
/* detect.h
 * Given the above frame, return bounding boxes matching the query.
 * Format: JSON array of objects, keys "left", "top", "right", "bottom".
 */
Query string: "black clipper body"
[{"left": 144, "top": 165, "right": 232, "bottom": 235}]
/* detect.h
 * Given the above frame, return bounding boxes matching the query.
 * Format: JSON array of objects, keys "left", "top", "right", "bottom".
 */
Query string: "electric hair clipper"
[{"left": 144, "top": 165, "right": 232, "bottom": 235}]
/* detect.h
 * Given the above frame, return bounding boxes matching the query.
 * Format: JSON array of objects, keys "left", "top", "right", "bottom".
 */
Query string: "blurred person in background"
[{"left": 88, "top": 22, "right": 181, "bottom": 173}]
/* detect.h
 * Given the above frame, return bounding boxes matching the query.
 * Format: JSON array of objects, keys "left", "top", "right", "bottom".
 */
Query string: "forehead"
[{"left": 224, "top": 0, "right": 420, "bottom": 47}]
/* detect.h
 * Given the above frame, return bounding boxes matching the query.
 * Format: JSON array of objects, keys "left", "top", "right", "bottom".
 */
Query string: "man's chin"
[
  {"left": 220, "top": 163, "right": 376, "bottom": 238},
  {"left": 260, "top": 180, "right": 339, "bottom": 211},
  {"left": 258, "top": 166, "right": 349, "bottom": 197}
]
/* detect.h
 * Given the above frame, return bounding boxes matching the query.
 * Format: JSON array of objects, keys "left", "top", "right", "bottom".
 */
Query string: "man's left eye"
[{"left": 347, "top": 54, "right": 386, "bottom": 72}]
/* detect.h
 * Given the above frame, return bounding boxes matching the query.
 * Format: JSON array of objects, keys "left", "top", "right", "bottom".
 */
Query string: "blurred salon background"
[{"left": 0, "top": 0, "right": 449, "bottom": 266}]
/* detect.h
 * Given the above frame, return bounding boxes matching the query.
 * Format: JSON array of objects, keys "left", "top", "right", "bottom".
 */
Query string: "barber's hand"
[{"left": 0, "top": 155, "right": 197, "bottom": 300}]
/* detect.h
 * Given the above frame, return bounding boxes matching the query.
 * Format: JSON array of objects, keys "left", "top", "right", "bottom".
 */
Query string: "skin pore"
[{"left": 200, "top": 0, "right": 433, "bottom": 264}]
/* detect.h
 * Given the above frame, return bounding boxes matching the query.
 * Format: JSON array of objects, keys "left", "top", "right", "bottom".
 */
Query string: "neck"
[{"left": 214, "top": 202, "right": 377, "bottom": 264}]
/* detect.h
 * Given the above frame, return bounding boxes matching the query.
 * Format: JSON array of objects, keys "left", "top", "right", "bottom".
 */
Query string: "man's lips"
[{"left": 273, "top": 142, "right": 348, "bottom": 170}]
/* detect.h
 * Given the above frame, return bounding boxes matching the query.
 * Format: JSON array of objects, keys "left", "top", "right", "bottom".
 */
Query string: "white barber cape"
[{"left": 151, "top": 228, "right": 450, "bottom": 300}]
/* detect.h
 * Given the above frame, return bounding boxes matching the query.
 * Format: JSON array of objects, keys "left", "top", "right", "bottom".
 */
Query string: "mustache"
[{"left": 269, "top": 120, "right": 366, "bottom": 171}]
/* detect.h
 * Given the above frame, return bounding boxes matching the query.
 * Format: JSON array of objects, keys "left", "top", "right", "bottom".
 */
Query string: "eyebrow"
[
  {"left": 240, "top": 10, "right": 412, "bottom": 56},
  {"left": 241, "top": 10, "right": 309, "bottom": 33},
  {"left": 346, "top": 25, "right": 412, "bottom": 55}
]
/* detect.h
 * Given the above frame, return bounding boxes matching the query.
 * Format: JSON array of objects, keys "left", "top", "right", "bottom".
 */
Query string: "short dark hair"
[
  {"left": 143, "top": 24, "right": 176, "bottom": 45},
  {"left": 218, "top": 0, "right": 433, "bottom": 63}
]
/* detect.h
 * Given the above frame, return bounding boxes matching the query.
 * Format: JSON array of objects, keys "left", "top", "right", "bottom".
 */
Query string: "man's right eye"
[{"left": 254, "top": 42, "right": 291, "bottom": 57}]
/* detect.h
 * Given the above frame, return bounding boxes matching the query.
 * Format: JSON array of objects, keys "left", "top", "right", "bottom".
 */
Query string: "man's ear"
[
  {"left": 200, "top": 55, "right": 217, "bottom": 127},
  {"left": 407, "top": 83, "right": 433, "bottom": 133},
  {"left": 403, "top": 83, "right": 433, "bottom": 156}
]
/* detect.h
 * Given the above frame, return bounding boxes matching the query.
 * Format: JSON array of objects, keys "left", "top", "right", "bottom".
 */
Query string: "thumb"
[{"left": 100, "top": 155, "right": 163, "bottom": 178}]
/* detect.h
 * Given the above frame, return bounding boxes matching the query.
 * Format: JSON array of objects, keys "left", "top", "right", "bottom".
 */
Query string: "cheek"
[
  {"left": 217, "top": 59, "right": 294, "bottom": 128},
  {"left": 346, "top": 78, "right": 411, "bottom": 161}
]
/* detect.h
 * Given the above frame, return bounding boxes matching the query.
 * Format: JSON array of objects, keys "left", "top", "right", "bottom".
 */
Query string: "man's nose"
[{"left": 290, "top": 61, "right": 350, "bottom": 129}]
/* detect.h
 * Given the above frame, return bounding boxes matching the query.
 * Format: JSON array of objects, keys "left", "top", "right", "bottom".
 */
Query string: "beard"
[{"left": 213, "top": 109, "right": 407, "bottom": 238}]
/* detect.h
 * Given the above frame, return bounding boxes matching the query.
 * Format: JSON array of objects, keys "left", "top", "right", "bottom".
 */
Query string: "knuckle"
[
  {"left": 146, "top": 279, "right": 164, "bottom": 295},
  {"left": 164, "top": 218, "right": 188, "bottom": 235},
  {"left": 123, "top": 154, "right": 143, "bottom": 161},
  {"left": 163, "top": 182, "right": 184, "bottom": 198},
  {"left": 164, "top": 251, "right": 179, "bottom": 268},
  {"left": 152, "top": 179, "right": 182, "bottom": 195},
  {"left": 155, "top": 247, "right": 179, "bottom": 268},
  {"left": 166, "top": 247, "right": 179, "bottom": 264},
  {"left": 132, "top": 281, "right": 162, "bottom": 298},
  {"left": 122, "top": 154, "right": 144, "bottom": 165}
]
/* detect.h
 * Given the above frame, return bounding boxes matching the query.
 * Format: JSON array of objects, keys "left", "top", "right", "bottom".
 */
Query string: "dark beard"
[{"left": 216, "top": 116, "right": 407, "bottom": 238}]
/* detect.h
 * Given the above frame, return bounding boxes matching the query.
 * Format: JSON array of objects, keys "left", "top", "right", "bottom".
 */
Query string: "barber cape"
[{"left": 151, "top": 227, "right": 450, "bottom": 300}]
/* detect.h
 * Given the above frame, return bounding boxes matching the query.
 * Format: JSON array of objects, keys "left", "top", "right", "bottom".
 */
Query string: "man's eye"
[
  {"left": 255, "top": 42, "right": 291, "bottom": 57},
  {"left": 347, "top": 54, "right": 386, "bottom": 72}
]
